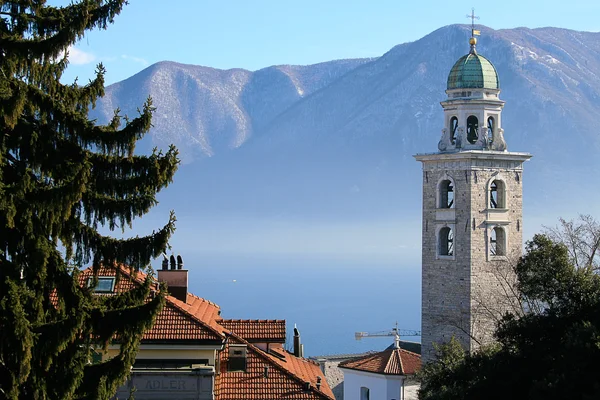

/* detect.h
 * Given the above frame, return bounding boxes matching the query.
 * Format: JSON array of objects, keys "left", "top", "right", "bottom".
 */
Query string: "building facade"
[{"left": 414, "top": 32, "right": 532, "bottom": 362}]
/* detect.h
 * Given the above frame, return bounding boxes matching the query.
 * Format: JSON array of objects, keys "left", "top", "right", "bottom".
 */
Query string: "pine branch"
[{"left": 64, "top": 212, "right": 177, "bottom": 270}]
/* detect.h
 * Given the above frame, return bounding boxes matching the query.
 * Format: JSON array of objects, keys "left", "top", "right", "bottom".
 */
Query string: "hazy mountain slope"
[
  {"left": 89, "top": 25, "right": 600, "bottom": 264},
  {"left": 91, "top": 25, "right": 600, "bottom": 166},
  {"left": 240, "top": 59, "right": 373, "bottom": 136},
  {"left": 94, "top": 62, "right": 253, "bottom": 158},
  {"left": 253, "top": 25, "right": 600, "bottom": 156},
  {"left": 92, "top": 58, "right": 370, "bottom": 160},
  {"left": 235, "top": 25, "right": 600, "bottom": 213}
]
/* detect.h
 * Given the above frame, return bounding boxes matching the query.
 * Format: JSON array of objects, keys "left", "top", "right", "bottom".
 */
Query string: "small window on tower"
[
  {"left": 489, "top": 180, "right": 506, "bottom": 209},
  {"left": 439, "top": 180, "right": 454, "bottom": 209},
  {"left": 487, "top": 116, "right": 495, "bottom": 142},
  {"left": 439, "top": 227, "right": 454, "bottom": 256},
  {"left": 467, "top": 115, "right": 479, "bottom": 144},
  {"left": 490, "top": 227, "right": 506, "bottom": 256},
  {"left": 450, "top": 117, "right": 458, "bottom": 144}
]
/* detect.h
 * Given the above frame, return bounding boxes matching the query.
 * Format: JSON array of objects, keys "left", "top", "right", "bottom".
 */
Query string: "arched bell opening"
[
  {"left": 467, "top": 115, "right": 479, "bottom": 144},
  {"left": 487, "top": 116, "right": 495, "bottom": 142},
  {"left": 450, "top": 116, "right": 458, "bottom": 145}
]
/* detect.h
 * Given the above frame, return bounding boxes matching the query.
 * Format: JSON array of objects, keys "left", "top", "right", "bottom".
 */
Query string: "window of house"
[
  {"left": 87, "top": 277, "right": 116, "bottom": 293},
  {"left": 439, "top": 227, "right": 454, "bottom": 256},
  {"left": 439, "top": 180, "right": 454, "bottom": 209},
  {"left": 489, "top": 180, "right": 506, "bottom": 209},
  {"left": 227, "top": 344, "right": 247, "bottom": 372},
  {"left": 490, "top": 227, "right": 506, "bottom": 256},
  {"left": 467, "top": 115, "right": 479, "bottom": 144},
  {"left": 487, "top": 116, "right": 495, "bottom": 142},
  {"left": 360, "top": 387, "right": 370, "bottom": 400},
  {"left": 450, "top": 116, "right": 458, "bottom": 144}
]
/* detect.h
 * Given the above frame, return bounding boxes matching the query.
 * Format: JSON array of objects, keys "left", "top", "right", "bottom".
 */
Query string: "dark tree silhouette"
[
  {"left": 0, "top": 1, "right": 179, "bottom": 398},
  {"left": 419, "top": 234, "right": 600, "bottom": 400}
]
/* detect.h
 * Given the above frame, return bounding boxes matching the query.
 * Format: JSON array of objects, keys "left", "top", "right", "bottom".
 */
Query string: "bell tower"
[{"left": 414, "top": 25, "right": 532, "bottom": 362}]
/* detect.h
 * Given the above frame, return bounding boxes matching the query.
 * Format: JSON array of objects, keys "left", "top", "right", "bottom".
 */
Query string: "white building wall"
[
  {"left": 342, "top": 369, "right": 406, "bottom": 400},
  {"left": 386, "top": 377, "right": 402, "bottom": 400}
]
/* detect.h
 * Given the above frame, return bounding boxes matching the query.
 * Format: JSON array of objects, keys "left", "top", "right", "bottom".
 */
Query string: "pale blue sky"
[{"left": 55, "top": 0, "right": 600, "bottom": 85}]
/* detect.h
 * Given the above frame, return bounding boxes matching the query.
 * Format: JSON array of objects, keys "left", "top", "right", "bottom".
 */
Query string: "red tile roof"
[
  {"left": 80, "top": 265, "right": 224, "bottom": 342},
  {"left": 168, "top": 294, "right": 224, "bottom": 337},
  {"left": 264, "top": 347, "right": 334, "bottom": 399},
  {"left": 338, "top": 348, "right": 421, "bottom": 376},
  {"left": 215, "top": 335, "right": 334, "bottom": 400},
  {"left": 218, "top": 319, "right": 286, "bottom": 342},
  {"left": 142, "top": 300, "right": 223, "bottom": 341},
  {"left": 81, "top": 264, "right": 334, "bottom": 398}
]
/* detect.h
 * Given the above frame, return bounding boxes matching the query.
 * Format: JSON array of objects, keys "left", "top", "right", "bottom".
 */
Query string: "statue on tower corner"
[{"left": 492, "top": 128, "right": 507, "bottom": 151}]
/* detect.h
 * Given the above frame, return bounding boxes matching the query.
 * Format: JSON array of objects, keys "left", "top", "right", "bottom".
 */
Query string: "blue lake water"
[{"left": 173, "top": 254, "right": 422, "bottom": 357}]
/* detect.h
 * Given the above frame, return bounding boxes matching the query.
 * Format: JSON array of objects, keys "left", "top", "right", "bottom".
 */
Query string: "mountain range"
[{"left": 89, "top": 24, "right": 600, "bottom": 265}]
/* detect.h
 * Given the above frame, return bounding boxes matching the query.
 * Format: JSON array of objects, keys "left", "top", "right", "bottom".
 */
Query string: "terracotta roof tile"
[
  {"left": 218, "top": 319, "right": 286, "bottom": 342},
  {"left": 215, "top": 335, "right": 334, "bottom": 400},
  {"left": 265, "top": 349, "right": 335, "bottom": 399},
  {"left": 338, "top": 348, "right": 421, "bottom": 375},
  {"left": 167, "top": 293, "right": 224, "bottom": 338},
  {"left": 79, "top": 265, "right": 224, "bottom": 341},
  {"left": 141, "top": 301, "right": 222, "bottom": 341}
]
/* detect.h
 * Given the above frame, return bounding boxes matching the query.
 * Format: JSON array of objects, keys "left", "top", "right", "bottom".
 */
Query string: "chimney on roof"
[
  {"left": 158, "top": 253, "right": 188, "bottom": 303},
  {"left": 177, "top": 254, "right": 183, "bottom": 270},
  {"left": 293, "top": 324, "right": 304, "bottom": 358},
  {"left": 316, "top": 376, "right": 322, "bottom": 391}
]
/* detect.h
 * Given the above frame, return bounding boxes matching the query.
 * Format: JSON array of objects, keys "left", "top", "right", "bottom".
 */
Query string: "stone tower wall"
[
  {"left": 466, "top": 164, "right": 524, "bottom": 351},
  {"left": 418, "top": 154, "right": 528, "bottom": 362},
  {"left": 421, "top": 166, "right": 472, "bottom": 362}
]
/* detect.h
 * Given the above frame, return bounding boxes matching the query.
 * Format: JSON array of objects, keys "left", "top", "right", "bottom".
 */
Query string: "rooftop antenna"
[{"left": 466, "top": 8, "right": 481, "bottom": 54}]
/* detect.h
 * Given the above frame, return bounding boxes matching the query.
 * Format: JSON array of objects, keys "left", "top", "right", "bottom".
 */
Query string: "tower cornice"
[
  {"left": 441, "top": 98, "right": 505, "bottom": 107},
  {"left": 414, "top": 150, "right": 532, "bottom": 170}
]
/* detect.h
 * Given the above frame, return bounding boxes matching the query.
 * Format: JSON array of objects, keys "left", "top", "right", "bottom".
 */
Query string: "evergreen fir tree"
[{"left": 0, "top": 1, "right": 179, "bottom": 398}]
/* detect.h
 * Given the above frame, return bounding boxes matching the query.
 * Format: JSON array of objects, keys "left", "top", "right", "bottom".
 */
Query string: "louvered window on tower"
[
  {"left": 439, "top": 227, "right": 454, "bottom": 256},
  {"left": 490, "top": 227, "right": 506, "bottom": 256},
  {"left": 227, "top": 345, "right": 247, "bottom": 372},
  {"left": 490, "top": 180, "right": 506, "bottom": 209},
  {"left": 439, "top": 180, "right": 454, "bottom": 208}
]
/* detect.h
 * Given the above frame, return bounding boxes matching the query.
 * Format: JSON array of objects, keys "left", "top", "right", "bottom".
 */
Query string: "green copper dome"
[{"left": 447, "top": 53, "right": 499, "bottom": 90}]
